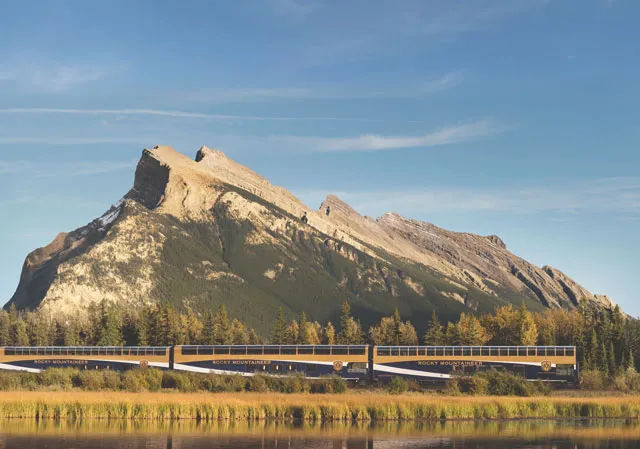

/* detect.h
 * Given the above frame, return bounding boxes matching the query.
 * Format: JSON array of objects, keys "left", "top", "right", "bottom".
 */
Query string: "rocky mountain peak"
[{"left": 6, "top": 144, "right": 617, "bottom": 327}]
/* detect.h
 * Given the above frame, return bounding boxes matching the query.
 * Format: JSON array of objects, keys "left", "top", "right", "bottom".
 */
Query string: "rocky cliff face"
[{"left": 6, "top": 145, "right": 614, "bottom": 333}]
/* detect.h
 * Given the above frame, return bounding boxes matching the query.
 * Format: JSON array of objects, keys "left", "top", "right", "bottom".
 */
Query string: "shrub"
[
  {"left": 580, "top": 369, "right": 605, "bottom": 390},
  {"left": 77, "top": 370, "right": 106, "bottom": 390},
  {"left": 162, "top": 371, "right": 196, "bottom": 392},
  {"left": 613, "top": 369, "right": 640, "bottom": 392},
  {"left": 387, "top": 376, "right": 409, "bottom": 395},
  {"left": 103, "top": 370, "right": 122, "bottom": 390},
  {"left": 39, "top": 368, "right": 77, "bottom": 390},
  {"left": 246, "top": 375, "right": 269, "bottom": 392},
  {"left": 122, "top": 370, "right": 146, "bottom": 392},
  {"left": 453, "top": 376, "right": 489, "bottom": 396}
]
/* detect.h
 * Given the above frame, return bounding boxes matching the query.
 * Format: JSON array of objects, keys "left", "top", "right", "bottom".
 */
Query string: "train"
[{"left": 0, "top": 344, "right": 577, "bottom": 383}]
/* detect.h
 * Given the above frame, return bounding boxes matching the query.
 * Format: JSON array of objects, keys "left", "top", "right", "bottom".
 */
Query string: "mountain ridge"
[{"left": 6, "top": 145, "right": 614, "bottom": 333}]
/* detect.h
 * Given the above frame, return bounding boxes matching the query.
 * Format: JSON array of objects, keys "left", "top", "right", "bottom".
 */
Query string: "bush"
[
  {"left": 103, "top": 370, "right": 122, "bottom": 390},
  {"left": 246, "top": 375, "right": 269, "bottom": 392},
  {"left": 77, "top": 370, "right": 106, "bottom": 390},
  {"left": 613, "top": 369, "right": 640, "bottom": 392},
  {"left": 39, "top": 368, "right": 77, "bottom": 390},
  {"left": 580, "top": 369, "right": 605, "bottom": 390},
  {"left": 162, "top": 371, "right": 196, "bottom": 392},
  {"left": 122, "top": 370, "right": 146, "bottom": 392},
  {"left": 387, "top": 376, "right": 409, "bottom": 395},
  {"left": 452, "top": 376, "right": 489, "bottom": 395}
]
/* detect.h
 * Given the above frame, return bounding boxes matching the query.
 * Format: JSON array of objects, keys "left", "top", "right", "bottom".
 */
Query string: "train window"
[
  {"left": 377, "top": 347, "right": 390, "bottom": 356},
  {"left": 5, "top": 348, "right": 13, "bottom": 356},
  {"left": 418, "top": 348, "right": 426, "bottom": 356},
  {"left": 567, "top": 347, "right": 575, "bottom": 357},
  {"left": 129, "top": 348, "right": 138, "bottom": 356},
  {"left": 182, "top": 346, "right": 198, "bottom": 356},
  {"left": 276, "top": 346, "right": 293, "bottom": 355},
  {"left": 481, "top": 347, "right": 490, "bottom": 356},
  {"left": 332, "top": 347, "right": 348, "bottom": 355},
  {"left": 231, "top": 346, "right": 248, "bottom": 355},
  {"left": 199, "top": 347, "right": 214, "bottom": 356},
  {"left": 45, "top": 347, "right": 53, "bottom": 355},
  {"left": 215, "top": 346, "right": 230, "bottom": 355},
  {"left": 264, "top": 346, "right": 280, "bottom": 355},
  {"left": 408, "top": 348, "right": 417, "bottom": 356},
  {"left": 154, "top": 348, "right": 166, "bottom": 356},
  {"left": 315, "top": 346, "right": 330, "bottom": 355},
  {"left": 507, "top": 347, "right": 516, "bottom": 357},
  {"left": 536, "top": 347, "right": 546, "bottom": 357},
  {"left": 349, "top": 347, "right": 365, "bottom": 355},
  {"left": 298, "top": 346, "right": 313, "bottom": 355},
  {"left": 106, "top": 348, "right": 115, "bottom": 356},
  {"left": 100, "top": 347, "right": 108, "bottom": 356},
  {"left": 472, "top": 347, "right": 480, "bottom": 356},
  {"left": 247, "top": 346, "right": 264, "bottom": 355},
  {"left": 399, "top": 347, "right": 409, "bottom": 357},
  {"left": 462, "top": 347, "right": 471, "bottom": 356},
  {"left": 390, "top": 347, "right": 400, "bottom": 356},
  {"left": 426, "top": 347, "right": 435, "bottom": 356},
  {"left": 52, "top": 348, "right": 61, "bottom": 355},
  {"left": 450, "top": 347, "right": 459, "bottom": 357}
]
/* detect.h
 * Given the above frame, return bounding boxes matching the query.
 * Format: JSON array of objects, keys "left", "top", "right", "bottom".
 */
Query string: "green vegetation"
[
  {"left": 0, "top": 368, "right": 347, "bottom": 394},
  {"left": 446, "top": 370, "right": 551, "bottom": 397}
]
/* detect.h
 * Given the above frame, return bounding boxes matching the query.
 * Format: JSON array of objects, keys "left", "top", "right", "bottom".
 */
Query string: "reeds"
[{"left": 0, "top": 392, "right": 639, "bottom": 421}]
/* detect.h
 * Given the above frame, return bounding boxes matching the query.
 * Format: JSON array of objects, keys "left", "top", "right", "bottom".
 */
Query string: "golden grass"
[{"left": 1, "top": 392, "right": 640, "bottom": 421}]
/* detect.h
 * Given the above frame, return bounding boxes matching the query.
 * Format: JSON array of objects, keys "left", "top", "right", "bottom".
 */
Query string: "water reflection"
[{"left": 1, "top": 420, "right": 640, "bottom": 448}]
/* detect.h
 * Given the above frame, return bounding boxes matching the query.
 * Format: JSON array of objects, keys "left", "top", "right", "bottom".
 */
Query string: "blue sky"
[{"left": 1, "top": 0, "right": 639, "bottom": 315}]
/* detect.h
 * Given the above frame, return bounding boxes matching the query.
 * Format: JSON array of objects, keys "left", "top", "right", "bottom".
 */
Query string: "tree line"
[{"left": 1, "top": 299, "right": 638, "bottom": 377}]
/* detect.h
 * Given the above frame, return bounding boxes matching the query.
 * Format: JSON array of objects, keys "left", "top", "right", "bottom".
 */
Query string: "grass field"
[{"left": 1, "top": 392, "right": 640, "bottom": 421}]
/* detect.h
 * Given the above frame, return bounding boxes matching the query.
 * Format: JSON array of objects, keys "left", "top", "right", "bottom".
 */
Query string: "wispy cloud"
[
  {"left": 0, "top": 160, "right": 135, "bottom": 177},
  {"left": 0, "top": 60, "right": 106, "bottom": 93},
  {"left": 282, "top": 121, "right": 499, "bottom": 152},
  {"left": 296, "top": 178, "right": 640, "bottom": 218},
  {"left": 0, "top": 107, "right": 384, "bottom": 122},
  {"left": 271, "top": 0, "right": 319, "bottom": 18},
  {"left": 0, "top": 136, "right": 148, "bottom": 145},
  {"left": 0, "top": 161, "right": 31, "bottom": 174},
  {"left": 185, "top": 71, "right": 464, "bottom": 103}
]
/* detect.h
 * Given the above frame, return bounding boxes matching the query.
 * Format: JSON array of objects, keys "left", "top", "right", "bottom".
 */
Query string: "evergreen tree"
[
  {"left": 285, "top": 320, "right": 300, "bottom": 344},
  {"left": 392, "top": 308, "right": 402, "bottom": 345},
  {"left": 424, "top": 311, "right": 444, "bottom": 346},
  {"left": 136, "top": 307, "right": 151, "bottom": 346},
  {"left": 271, "top": 307, "right": 287, "bottom": 344},
  {"left": 0, "top": 310, "right": 11, "bottom": 346},
  {"left": 323, "top": 322, "right": 336, "bottom": 345},
  {"left": 248, "top": 328, "right": 262, "bottom": 345},
  {"left": 11, "top": 316, "right": 29, "bottom": 346},
  {"left": 213, "top": 304, "right": 231, "bottom": 344},
  {"left": 517, "top": 302, "right": 538, "bottom": 346},
  {"left": 203, "top": 311, "right": 216, "bottom": 345},
  {"left": 230, "top": 319, "right": 249, "bottom": 344},
  {"left": 97, "top": 300, "right": 123, "bottom": 346}
]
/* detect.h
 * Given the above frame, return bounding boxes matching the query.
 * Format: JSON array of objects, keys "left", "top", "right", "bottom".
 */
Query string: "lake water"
[{"left": 1, "top": 419, "right": 640, "bottom": 448}]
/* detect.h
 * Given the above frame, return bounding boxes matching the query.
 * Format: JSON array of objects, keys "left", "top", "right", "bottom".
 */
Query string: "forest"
[{"left": 1, "top": 300, "right": 638, "bottom": 382}]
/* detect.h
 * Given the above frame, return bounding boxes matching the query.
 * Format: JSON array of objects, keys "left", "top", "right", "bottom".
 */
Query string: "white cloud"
[
  {"left": 185, "top": 71, "right": 464, "bottom": 103},
  {"left": 283, "top": 121, "right": 498, "bottom": 152},
  {"left": 0, "top": 61, "right": 106, "bottom": 93},
  {"left": 296, "top": 178, "right": 640, "bottom": 218},
  {"left": 0, "top": 159, "right": 135, "bottom": 177},
  {"left": 271, "top": 0, "right": 319, "bottom": 18},
  {"left": 0, "top": 136, "right": 148, "bottom": 145},
  {"left": 0, "top": 107, "right": 380, "bottom": 122}
]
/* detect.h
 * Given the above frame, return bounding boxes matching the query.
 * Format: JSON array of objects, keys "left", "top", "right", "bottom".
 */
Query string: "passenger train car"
[
  {"left": 373, "top": 345, "right": 576, "bottom": 382},
  {"left": 0, "top": 345, "right": 577, "bottom": 383},
  {"left": 173, "top": 345, "right": 370, "bottom": 379},
  {"left": 0, "top": 346, "right": 170, "bottom": 372}
]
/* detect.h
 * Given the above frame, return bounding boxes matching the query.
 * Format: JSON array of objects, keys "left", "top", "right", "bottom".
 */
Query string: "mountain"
[{"left": 5, "top": 145, "right": 614, "bottom": 334}]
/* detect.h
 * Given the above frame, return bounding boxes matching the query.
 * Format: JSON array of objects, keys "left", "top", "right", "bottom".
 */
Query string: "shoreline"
[{"left": 0, "top": 392, "right": 639, "bottom": 421}]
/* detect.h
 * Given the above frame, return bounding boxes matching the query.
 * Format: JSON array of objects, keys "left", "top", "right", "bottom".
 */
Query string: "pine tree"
[
  {"left": 285, "top": 320, "right": 300, "bottom": 344},
  {"left": 230, "top": 319, "right": 249, "bottom": 344},
  {"left": 137, "top": 307, "right": 151, "bottom": 346},
  {"left": 11, "top": 316, "right": 29, "bottom": 346},
  {"left": 323, "top": 322, "right": 336, "bottom": 345},
  {"left": 424, "top": 311, "right": 444, "bottom": 346},
  {"left": 272, "top": 307, "right": 287, "bottom": 344},
  {"left": 248, "top": 328, "right": 262, "bottom": 345},
  {"left": 0, "top": 310, "right": 11, "bottom": 346},
  {"left": 97, "top": 300, "right": 123, "bottom": 346},
  {"left": 213, "top": 304, "right": 231, "bottom": 344},
  {"left": 392, "top": 308, "right": 402, "bottom": 346},
  {"left": 203, "top": 311, "right": 216, "bottom": 345},
  {"left": 517, "top": 302, "right": 538, "bottom": 346}
]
